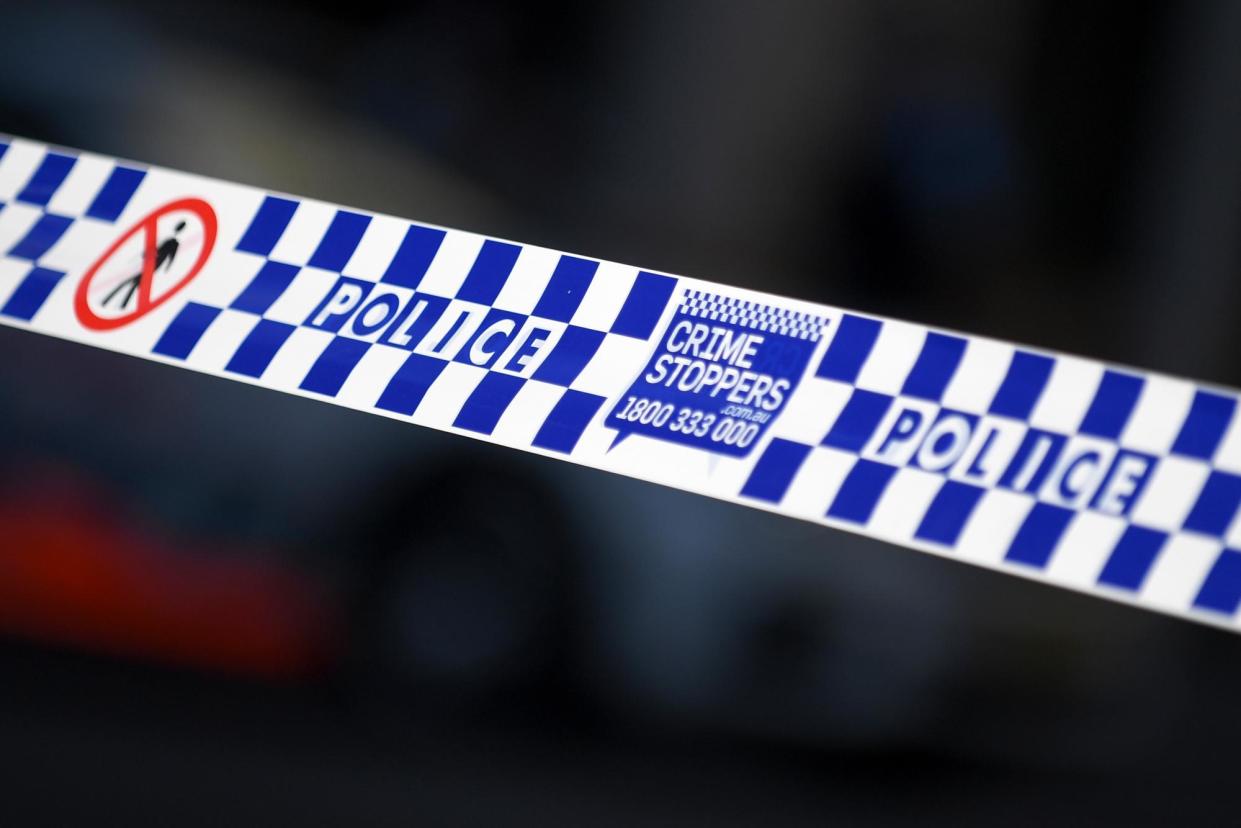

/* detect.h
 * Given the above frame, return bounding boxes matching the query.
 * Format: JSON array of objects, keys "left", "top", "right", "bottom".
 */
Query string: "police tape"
[{"left": 2, "top": 134, "right": 1240, "bottom": 633}]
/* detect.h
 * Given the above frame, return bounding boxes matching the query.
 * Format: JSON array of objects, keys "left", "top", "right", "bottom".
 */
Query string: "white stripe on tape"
[{"left": 3, "top": 134, "right": 1241, "bottom": 633}]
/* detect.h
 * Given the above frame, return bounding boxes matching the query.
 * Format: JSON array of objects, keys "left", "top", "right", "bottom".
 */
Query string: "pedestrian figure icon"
[
  {"left": 102, "top": 220, "right": 187, "bottom": 310},
  {"left": 75, "top": 198, "right": 217, "bottom": 332}
]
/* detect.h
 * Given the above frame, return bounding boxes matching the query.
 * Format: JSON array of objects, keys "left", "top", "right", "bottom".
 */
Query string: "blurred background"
[{"left": 1, "top": 1, "right": 1241, "bottom": 824}]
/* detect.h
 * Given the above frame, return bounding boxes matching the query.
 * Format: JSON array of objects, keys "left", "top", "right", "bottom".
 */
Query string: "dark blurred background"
[{"left": 1, "top": 1, "right": 1240, "bottom": 825}]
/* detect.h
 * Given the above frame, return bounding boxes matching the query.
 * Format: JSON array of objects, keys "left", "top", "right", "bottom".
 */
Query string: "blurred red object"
[{"left": 0, "top": 464, "right": 337, "bottom": 679}]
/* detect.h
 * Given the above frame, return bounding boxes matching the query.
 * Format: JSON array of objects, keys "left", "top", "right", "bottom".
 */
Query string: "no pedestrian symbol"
[{"left": 74, "top": 198, "right": 217, "bottom": 331}]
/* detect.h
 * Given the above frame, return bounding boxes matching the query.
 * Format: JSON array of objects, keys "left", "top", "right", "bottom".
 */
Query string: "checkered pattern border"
[
  {"left": 4, "top": 134, "right": 1241, "bottom": 634},
  {"left": 681, "top": 289, "right": 825, "bottom": 340},
  {"left": 743, "top": 314, "right": 1241, "bottom": 619},
  {"left": 0, "top": 138, "right": 677, "bottom": 457}
]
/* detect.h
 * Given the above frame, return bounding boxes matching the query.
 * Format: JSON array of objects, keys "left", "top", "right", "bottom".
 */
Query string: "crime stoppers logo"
[
  {"left": 606, "top": 290, "right": 828, "bottom": 458},
  {"left": 75, "top": 198, "right": 217, "bottom": 330}
]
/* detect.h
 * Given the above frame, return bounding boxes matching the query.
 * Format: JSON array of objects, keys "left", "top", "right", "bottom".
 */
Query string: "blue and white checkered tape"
[{"left": 2, "top": 134, "right": 1241, "bottom": 633}]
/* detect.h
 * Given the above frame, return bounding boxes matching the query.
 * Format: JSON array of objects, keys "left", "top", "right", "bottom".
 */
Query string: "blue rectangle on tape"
[
  {"left": 989, "top": 351, "right": 1053, "bottom": 419},
  {"left": 901, "top": 332, "right": 967, "bottom": 401},
  {"left": 1183, "top": 471, "right": 1241, "bottom": 538},
  {"left": 381, "top": 225, "right": 445, "bottom": 289},
  {"left": 1005, "top": 503, "right": 1074, "bottom": 568},
  {"left": 7, "top": 213, "right": 72, "bottom": 261},
  {"left": 231, "top": 260, "right": 300, "bottom": 315},
  {"left": 915, "top": 480, "right": 985, "bottom": 546},
  {"left": 532, "top": 325, "right": 604, "bottom": 387},
  {"left": 741, "top": 439, "right": 812, "bottom": 503},
  {"left": 822, "top": 389, "right": 892, "bottom": 452},
  {"left": 308, "top": 210, "right": 371, "bottom": 271},
  {"left": 152, "top": 302, "right": 220, "bottom": 359},
  {"left": 85, "top": 166, "right": 145, "bottom": 221},
  {"left": 533, "top": 390, "right": 605, "bottom": 454},
  {"left": 225, "top": 319, "right": 295, "bottom": 378},
  {"left": 236, "top": 196, "right": 298, "bottom": 256},
  {"left": 374, "top": 352, "right": 447, "bottom": 415},
  {"left": 453, "top": 372, "right": 525, "bottom": 435},
  {"left": 610, "top": 271, "right": 676, "bottom": 339},
  {"left": 1097, "top": 525, "right": 1167, "bottom": 591},
  {"left": 1079, "top": 370, "right": 1143, "bottom": 438},
  {"left": 533, "top": 255, "right": 597, "bottom": 322},
  {"left": 299, "top": 336, "right": 370, "bottom": 397},
  {"left": 827, "top": 459, "right": 896, "bottom": 524},
  {"left": 457, "top": 240, "right": 521, "bottom": 306},
  {"left": 16, "top": 152, "right": 75, "bottom": 206},
  {"left": 0, "top": 266, "right": 64, "bottom": 321},
  {"left": 1172, "top": 390, "right": 1236, "bottom": 461},
  {"left": 815, "top": 313, "right": 881, "bottom": 383},
  {"left": 1194, "top": 549, "right": 1241, "bottom": 616}
]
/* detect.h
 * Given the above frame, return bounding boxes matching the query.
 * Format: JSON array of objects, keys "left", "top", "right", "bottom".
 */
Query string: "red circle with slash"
[{"left": 75, "top": 198, "right": 217, "bottom": 331}]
